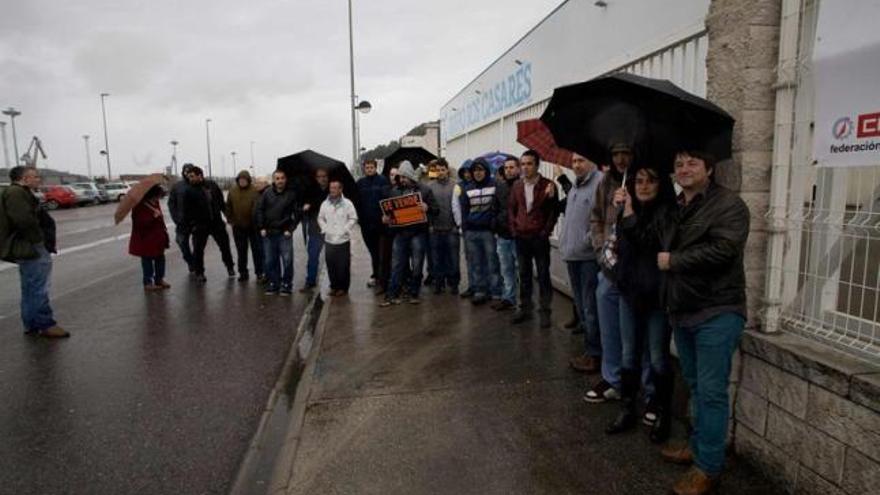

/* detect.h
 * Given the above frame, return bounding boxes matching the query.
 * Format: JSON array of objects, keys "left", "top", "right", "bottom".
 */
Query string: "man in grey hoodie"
[
  {"left": 425, "top": 158, "right": 459, "bottom": 294},
  {"left": 559, "top": 152, "right": 603, "bottom": 373}
]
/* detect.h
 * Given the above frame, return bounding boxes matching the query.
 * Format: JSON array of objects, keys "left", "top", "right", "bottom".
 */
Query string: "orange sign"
[{"left": 380, "top": 192, "right": 427, "bottom": 227}]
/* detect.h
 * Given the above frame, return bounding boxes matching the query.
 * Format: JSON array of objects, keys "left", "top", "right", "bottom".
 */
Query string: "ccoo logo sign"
[
  {"left": 832, "top": 117, "right": 853, "bottom": 140},
  {"left": 857, "top": 112, "right": 880, "bottom": 138}
]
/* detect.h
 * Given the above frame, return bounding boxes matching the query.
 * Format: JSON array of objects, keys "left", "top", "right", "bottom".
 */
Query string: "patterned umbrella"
[{"left": 516, "top": 119, "right": 573, "bottom": 168}]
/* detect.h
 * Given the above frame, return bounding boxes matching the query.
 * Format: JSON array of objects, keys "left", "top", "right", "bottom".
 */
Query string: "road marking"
[{"left": 0, "top": 233, "right": 131, "bottom": 273}]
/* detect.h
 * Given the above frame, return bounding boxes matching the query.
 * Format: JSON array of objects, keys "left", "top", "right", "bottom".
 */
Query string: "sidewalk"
[{"left": 280, "top": 246, "right": 777, "bottom": 495}]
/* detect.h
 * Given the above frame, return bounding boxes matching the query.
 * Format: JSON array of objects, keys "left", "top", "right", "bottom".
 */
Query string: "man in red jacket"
[{"left": 508, "top": 150, "right": 559, "bottom": 328}]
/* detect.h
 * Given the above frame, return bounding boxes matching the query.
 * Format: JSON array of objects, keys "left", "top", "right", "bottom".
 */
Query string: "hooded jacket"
[
  {"left": 559, "top": 170, "right": 602, "bottom": 261},
  {"left": 356, "top": 172, "right": 390, "bottom": 227},
  {"left": 386, "top": 161, "right": 437, "bottom": 235},
  {"left": 167, "top": 178, "right": 190, "bottom": 233},
  {"left": 0, "top": 183, "right": 56, "bottom": 259},
  {"left": 452, "top": 160, "right": 472, "bottom": 229},
  {"left": 182, "top": 179, "right": 226, "bottom": 230},
  {"left": 425, "top": 175, "right": 456, "bottom": 232},
  {"left": 460, "top": 161, "right": 497, "bottom": 231},
  {"left": 225, "top": 171, "right": 260, "bottom": 228}
]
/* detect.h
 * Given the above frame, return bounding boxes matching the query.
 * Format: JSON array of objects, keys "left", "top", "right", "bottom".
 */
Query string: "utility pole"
[
  {"left": 205, "top": 118, "right": 213, "bottom": 178},
  {"left": 83, "top": 135, "right": 93, "bottom": 179},
  {"left": 348, "top": 0, "right": 358, "bottom": 169},
  {"left": 249, "top": 141, "right": 255, "bottom": 175},
  {"left": 0, "top": 122, "right": 9, "bottom": 168},
  {"left": 231, "top": 151, "right": 237, "bottom": 172},
  {"left": 170, "top": 140, "right": 179, "bottom": 176},
  {"left": 2, "top": 107, "right": 21, "bottom": 166},
  {"left": 100, "top": 94, "right": 112, "bottom": 179}
]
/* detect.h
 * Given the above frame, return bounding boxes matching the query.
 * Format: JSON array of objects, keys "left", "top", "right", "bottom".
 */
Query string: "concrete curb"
[
  {"left": 265, "top": 292, "right": 332, "bottom": 495},
  {"left": 229, "top": 291, "right": 325, "bottom": 495}
]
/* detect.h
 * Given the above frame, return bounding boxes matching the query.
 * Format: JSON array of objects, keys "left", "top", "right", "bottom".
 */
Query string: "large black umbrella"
[
  {"left": 381, "top": 147, "right": 437, "bottom": 179},
  {"left": 276, "top": 149, "right": 359, "bottom": 206},
  {"left": 540, "top": 73, "right": 734, "bottom": 169}
]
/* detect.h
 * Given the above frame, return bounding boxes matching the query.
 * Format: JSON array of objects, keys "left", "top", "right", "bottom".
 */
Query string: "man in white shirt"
[{"left": 318, "top": 180, "right": 359, "bottom": 296}]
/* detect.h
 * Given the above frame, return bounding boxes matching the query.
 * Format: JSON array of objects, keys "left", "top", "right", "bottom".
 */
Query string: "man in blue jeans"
[
  {"left": 658, "top": 150, "right": 750, "bottom": 495},
  {"left": 425, "top": 159, "right": 460, "bottom": 294},
  {"left": 300, "top": 168, "right": 329, "bottom": 292},
  {"left": 1, "top": 166, "right": 68, "bottom": 338},
  {"left": 558, "top": 152, "right": 603, "bottom": 373},
  {"left": 255, "top": 169, "right": 298, "bottom": 295},
  {"left": 459, "top": 159, "right": 502, "bottom": 305},
  {"left": 491, "top": 157, "right": 520, "bottom": 311}
]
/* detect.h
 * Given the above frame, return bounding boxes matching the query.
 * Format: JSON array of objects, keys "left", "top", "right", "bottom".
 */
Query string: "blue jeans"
[
  {"left": 566, "top": 260, "right": 601, "bottom": 357},
  {"left": 462, "top": 231, "right": 476, "bottom": 292},
  {"left": 141, "top": 256, "right": 166, "bottom": 286},
  {"left": 175, "top": 230, "right": 194, "bottom": 270},
  {"left": 263, "top": 233, "right": 294, "bottom": 291},
  {"left": 619, "top": 298, "right": 670, "bottom": 376},
  {"left": 464, "top": 230, "right": 501, "bottom": 298},
  {"left": 597, "top": 273, "right": 654, "bottom": 394},
  {"left": 18, "top": 244, "right": 57, "bottom": 333},
  {"left": 674, "top": 312, "right": 745, "bottom": 476},
  {"left": 496, "top": 237, "right": 518, "bottom": 304},
  {"left": 429, "top": 230, "right": 460, "bottom": 289},
  {"left": 389, "top": 231, "right": 427, "bottom": 298},
  {"left": 305, "top": 226, "right": 324, "bottom": 286}
]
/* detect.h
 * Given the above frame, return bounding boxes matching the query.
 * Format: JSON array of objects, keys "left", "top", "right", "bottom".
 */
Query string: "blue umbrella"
[{"left": 473, "top": 151, "right": 518, "bottom": 174}]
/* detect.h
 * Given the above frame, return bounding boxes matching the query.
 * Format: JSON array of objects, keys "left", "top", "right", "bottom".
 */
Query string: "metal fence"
[{"left": 765, "top": 0, "right": 880, "bottom": 363}]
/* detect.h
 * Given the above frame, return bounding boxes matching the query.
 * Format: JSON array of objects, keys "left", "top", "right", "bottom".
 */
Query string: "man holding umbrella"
[{"left": 658, "top": 150, "right": 749, "bottom": 495}]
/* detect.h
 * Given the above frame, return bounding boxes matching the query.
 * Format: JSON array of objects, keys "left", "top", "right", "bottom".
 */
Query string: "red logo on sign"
[{"left": 857, "top": 112, "right": 880, "bottom": 138}]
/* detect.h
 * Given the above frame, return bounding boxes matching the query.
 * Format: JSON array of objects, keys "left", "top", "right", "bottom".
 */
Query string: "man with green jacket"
[
  {"left": 0, "top": 166, "right": 68, "bottom": 338},
  {"left": 226, "top": 170, "right": 264, "bottom": 282}
]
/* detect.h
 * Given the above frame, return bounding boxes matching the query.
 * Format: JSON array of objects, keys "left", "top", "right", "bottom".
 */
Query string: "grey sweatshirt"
[
  {"left": 559, "top": 169, "right": 602, "bottom": 261},
  {"left": 425, "top": 177, "right": 457, "bottom": 232}
]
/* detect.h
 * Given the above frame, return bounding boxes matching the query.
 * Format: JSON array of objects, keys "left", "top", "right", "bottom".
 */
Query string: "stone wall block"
[
  {"left": 740, "top": 190, "right": 770, "bottom": 232},
  {"left": 799, "top": 427, "right": 846, "bottom": 485},
  {"left": 795, "top": 466, "right": 847, "bottom": 495},
  {"left": 735, "top": 386, "right": 769, "bottom": 435},
  {"left": 850, "top": 372, "right": 880, "bottom": 414},
  {"left": 738, "top": 150, "right": 773, "bottom": 192},
  {"left": 842, "top": 448, "right": 880, "bottom": 495},
  {"left": 738, "top": 110, "right": 777, "bottom": 154},
  {"left": 736, "top": 424, "right": 798, "bottom": 493},
  {"left": 806, "top": 385, "right": 880, "bottom": 462},
  {"left": 765, "top": 404, "right": 806, "bottom": 453},
  {"left": 741, "top": 355, "right": 809, "bottom": 418},
  {"left": 746, "top": 25, "right": 781, "bottom": 69}
]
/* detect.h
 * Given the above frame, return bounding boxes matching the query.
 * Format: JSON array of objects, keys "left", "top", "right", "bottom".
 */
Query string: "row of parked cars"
[{"left": 0, "top": 182, "right": 133, "bottom": 210}]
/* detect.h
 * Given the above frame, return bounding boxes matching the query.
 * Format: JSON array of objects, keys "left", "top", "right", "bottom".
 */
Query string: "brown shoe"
[
  {"left": 671, "top": 467, "right": 718, "bottom": 495},
  {"left": 38, "top": 326, "right": 70, "bottom": 339},
  {"left": 157, "top": 280, "right": 171, "bottom": 289},
  {"left": 569, "top": 354, "right": 601, "bottom": 373},
  {"left": 144, "top": 284, "right": 162, "bottom": 292},
  {"left": 661, "top": 444, "right": 694, "bottom": 465}
]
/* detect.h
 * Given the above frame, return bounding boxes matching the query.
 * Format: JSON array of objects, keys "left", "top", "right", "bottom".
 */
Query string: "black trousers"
[
  {"left": 515, "top": 237, "right": 553, "bottom": 312},
  {"left": 325, "top": 242, "right": 351, "bottom": 291},
  {"left": 378, "top": 231, "right": 395, "bottom": 290},
  {"left": 232, "top": 226, "right": 263, "bottom": 276},
  {"left": 192, "top": 222, "right": 235, "bottom": 275},
  {"left": 360, "top": 224, "right": 382, "bottom": 280}
]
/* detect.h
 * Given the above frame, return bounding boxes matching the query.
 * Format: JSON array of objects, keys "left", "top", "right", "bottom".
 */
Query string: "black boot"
[
  {"left": 606, "top": 368, "right": 639, "bottom": 435},
  {"left": 650, "top": 372, "right": 674, "bottom": 444}
]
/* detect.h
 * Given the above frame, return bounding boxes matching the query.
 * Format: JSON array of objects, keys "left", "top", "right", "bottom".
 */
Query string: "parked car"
[
  {"left": 67, "top": 184, "right": 99, "bottom": 206},
  {"left": 101, "top": 182, "right": 131, "bottom": 202},
  {"left": 72, "top": 182, "right": 109, "bottom": 204},
  {"left": 41, "top": 185, "right": 79, "bottom": 210}
]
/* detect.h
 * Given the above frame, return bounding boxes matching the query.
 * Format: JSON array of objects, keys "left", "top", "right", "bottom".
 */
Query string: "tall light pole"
[
  {"left": 82, "top": 135, "right": 93, "bottom": 179},
  {"left": 205, "top": 118, "right": 213, "bottom": 178},
  {"left": 231, "top": 151, "right": 237, "bottom": 173},
  {"left": 99, "top": 93, "right": 112, "bottom": 179},
  {"left": 249, "top": 141, "right": 255, "bottom": 175},
  {"left": 0, "top": 122, "right": 10, "bottom": 168},
  {"left": 347, "top": 0, "right": 359, "bottom": 169},
  {"left": 170, "top": 140, "right": 179, "bottom": 176},
  {"left": 2, "top": 107, "right": 21, "bottom": 166}
]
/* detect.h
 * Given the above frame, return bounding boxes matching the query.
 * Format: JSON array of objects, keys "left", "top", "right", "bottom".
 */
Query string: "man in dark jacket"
[
  {"left": 356, "top": 159, "right": 390, "bottom": 290},
  {"left": 658, "top": 151, "right": 750, "bottom": 495},
  {"left": 255, "top": 169, "right": 299, "bottom": 295},
  {"left": 491, "top": 156, "right": 520, "bottom": 311},
  {"left": 379, "top": 161, "right": 438, "bottom": 306},
  {"left": 425, "top": 158, "right": 460, "bottom": 294},
  {"left": 184, "top": 166, "right": 235, "bottom": 283},
  {"left": 460, "top": 158, "right": 502, "bottom": 305},
  {"left": 1, "top": 166, "right": 67, "bottom": 338},
  {"left": 167, "top": 163, "right": 195, "bottom": 272},
  {"left": 226, "top": 170, "right": 263, "bottom": 282},
  {"left": 301, "top": 168, "right": 329, "bottom": 292},
  {"left": 508, "top": 150, "right": 559, "bottom": 328}
]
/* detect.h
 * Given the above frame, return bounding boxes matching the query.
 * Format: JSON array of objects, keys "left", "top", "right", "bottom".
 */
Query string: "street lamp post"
[
  {"left": 249, "top": 141, "right": 255, "bottom": 175},
  {"left": 2, "top": 107, "right": 22, "bottom": 167},
  {"left": 170, "top": 140, "right": 179, "bottom": 176},
  {"left": 99, "top": 94, "right": 112, "bottom": 179},
  {"left": 83, "top": 135, "right": 93, "bottom": 179},
  {"left": 231, "top": 151, "right": 237, "bottom": 173},
  {"left": 205, "top": 118, "right": 213, "bottom": 178},
  {"left": 0, "top": 122, "right": 10, "bottom": 168}
]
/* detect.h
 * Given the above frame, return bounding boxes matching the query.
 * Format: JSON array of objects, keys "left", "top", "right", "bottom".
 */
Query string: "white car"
[{"left": 101, "top": 182, "right": 131, "bottom": 202}]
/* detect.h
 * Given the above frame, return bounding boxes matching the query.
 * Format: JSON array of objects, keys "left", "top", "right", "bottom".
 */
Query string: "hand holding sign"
[{"left": 380, "top": 192, "right": 428, "bottom": 227}]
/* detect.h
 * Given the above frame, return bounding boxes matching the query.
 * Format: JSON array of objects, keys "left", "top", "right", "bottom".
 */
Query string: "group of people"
[
  {"left": 356, "top": 144, "right": 750, "bottom": 495},
  {"left": 3, "top": 137, "right": 748, "bottom": 494}
]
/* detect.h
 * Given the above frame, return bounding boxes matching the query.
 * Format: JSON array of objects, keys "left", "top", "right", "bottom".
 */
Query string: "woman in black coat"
[{"left": 606, "top": 164, "right": 676, "bottom": 443}]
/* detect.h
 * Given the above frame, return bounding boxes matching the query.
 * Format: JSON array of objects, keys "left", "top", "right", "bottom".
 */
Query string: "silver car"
[{"left": 101, "top": 182, "right": 131, "bottom": 202}]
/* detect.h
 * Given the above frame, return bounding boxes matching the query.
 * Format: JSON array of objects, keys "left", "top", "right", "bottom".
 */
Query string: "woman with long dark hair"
[
  {"left": 129, "top": 184, "right": 170, "bottom": 291},
  {"left": 605, "top": 164, "right": 676, "bottom": 442}
]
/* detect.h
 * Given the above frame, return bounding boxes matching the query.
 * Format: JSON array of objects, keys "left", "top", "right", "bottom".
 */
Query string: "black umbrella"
[
  {"left": 381, "top": 147, "right": 437, "bottom": 179},
  {"left": 276, "top": 149, "right": 359, "bottom": 206},
  {"left": 540, "top": 73, "right": 734, "bottom": 169}
]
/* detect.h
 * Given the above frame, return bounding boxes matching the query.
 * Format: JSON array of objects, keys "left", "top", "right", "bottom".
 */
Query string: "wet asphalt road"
[{"left": 0, "top": 203, "right": 310, "bottom": 495}]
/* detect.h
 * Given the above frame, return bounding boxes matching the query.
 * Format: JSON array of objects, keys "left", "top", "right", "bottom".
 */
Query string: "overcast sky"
[{"left": 0, "top": 0, "right": 561, "bottom": 178}]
